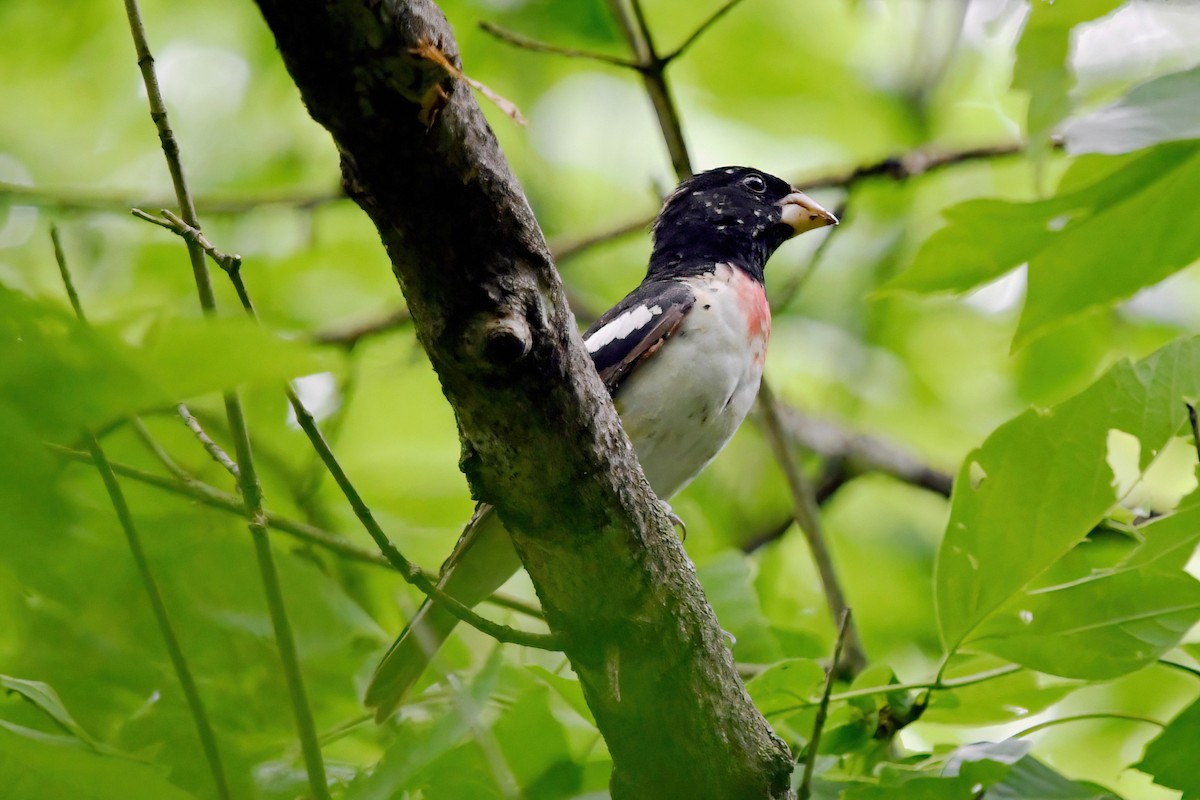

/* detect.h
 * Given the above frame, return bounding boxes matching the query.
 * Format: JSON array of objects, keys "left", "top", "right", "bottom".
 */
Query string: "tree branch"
[
  {"left": 606, "top": 0, "right": 693, "bottom": 179},
  {"left": 757, "top": 380, "right": 867, "bottom": 677},
  {"left": 250, "top": 1, "right": 792, "bottom": 795},
  {"left": 478, "top": 21, "right": 639, "bottom": 68}
]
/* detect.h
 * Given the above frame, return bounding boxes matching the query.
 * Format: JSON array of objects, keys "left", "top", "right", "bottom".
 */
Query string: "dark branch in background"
[
  {"left": 310, "top": 140, "right": 1034, "bottom": 349},
  {"left": 0, "top": 179, "right": 342, "bottom": 215},
  {"left": 249, "top": 1, "right": 793, "bottom": 796}
]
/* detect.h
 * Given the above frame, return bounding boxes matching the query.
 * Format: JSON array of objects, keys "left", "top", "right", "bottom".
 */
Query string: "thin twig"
[
  {"left": 46, "top": 442, "right": 547, "bottom": 621},
  {"left": 282, "top": 378, "right": 561, "bottom": 650},
  {"left": 662, "top": 0, "right": 748, "bottom": 63},
  {"left": 410, "top": 38, "right": 526, "bottom": 126},
  {"left": 551, "top": 215, "right": 652, "bottom": 264},
  {"left": 766, "top": 663, "right": 1024, "bottom": 718},
  {"left": 175, "top": 403, "right": 241, "bottom": 478},
  {"left": 312, "top": 307, "right": 412, "bottom": 347},
  {"left": 1011, "top": 713, "right": 1163, "bottom": 739},
  {"left": 757, "top": 379, "right": 867, "bottom": 677},
  {"left": 132, "top": 208, "right": 242, "bottom": 274},
  {"left": 52, "top": 227, "right": 232, "bottom": 800},
  {"left": 121, "top": 2, "right": 331, "bottom": 795},
  {"left": 479, "top": 22, "right": 639, "bottom": 68},
  {"left": 2, "top": 180, "right": 341, "bottom": 215},
  {"left": 606, "top": 0, "right": 693, "bottom": 179},
  {"left": 798, "top": 609, "right": 850, "bottom": 800},
  {"left": 129, "top": 417, "right": 192, "bottom": 482}
]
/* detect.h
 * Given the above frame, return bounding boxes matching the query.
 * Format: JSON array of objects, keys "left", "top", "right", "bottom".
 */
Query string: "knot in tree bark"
[{"left": 469, "top": 311, "right": 532, "bottom": 369}]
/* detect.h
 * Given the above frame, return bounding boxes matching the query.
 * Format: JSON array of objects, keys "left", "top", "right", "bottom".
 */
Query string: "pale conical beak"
[{"left": 778, "top": 191, "right": 838, "bottom": 236}]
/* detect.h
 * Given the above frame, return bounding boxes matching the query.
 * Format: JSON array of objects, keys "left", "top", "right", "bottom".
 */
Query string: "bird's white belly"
[{"left": 614, "top": 264, "right": 770, "bottom": 499}]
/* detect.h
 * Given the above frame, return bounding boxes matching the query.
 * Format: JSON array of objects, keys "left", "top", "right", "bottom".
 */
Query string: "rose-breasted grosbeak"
[{"left": 365, "top": 167, "right": 837, "bottom": 719}]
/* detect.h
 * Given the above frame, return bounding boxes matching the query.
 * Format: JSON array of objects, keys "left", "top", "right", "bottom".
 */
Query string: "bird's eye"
[{"left": 742, "top": 174, "right": 766, "bottom": 193}]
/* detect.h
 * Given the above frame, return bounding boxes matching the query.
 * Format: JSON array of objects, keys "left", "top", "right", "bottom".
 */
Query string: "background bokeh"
[{"left": 3, "top": 0, "right": 1200, "bottom": 797}]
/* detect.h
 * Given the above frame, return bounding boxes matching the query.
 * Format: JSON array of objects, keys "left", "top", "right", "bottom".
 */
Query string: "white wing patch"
[{"left": 585, "top": 304, "right": 663, "bottom": 353}]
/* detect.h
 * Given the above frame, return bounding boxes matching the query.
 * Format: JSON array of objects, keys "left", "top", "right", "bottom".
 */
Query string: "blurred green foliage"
[{"left": 2, "top": 0, "right": 1200, "bottom": 797}]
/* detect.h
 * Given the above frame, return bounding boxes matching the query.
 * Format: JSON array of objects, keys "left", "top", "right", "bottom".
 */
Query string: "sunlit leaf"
[
  {"left": 889, "top": 142, "right": 1200, "bottom": 349},
  {"left": 1135, "top": 697, "right": 1200, "bottom": 796},
  {"left": 0, "top": 725, "right": 194, "bottom": 800},
  {"left": 936, "top": 336, "right": 1200, "bottom": 652},
  {"left": 1013, "top": 0, "right": 1124, "bottom": 153},
  {"left": 744, "top": 658, "right": 824, "bottom": 717},
  {"left": 1064, "top": 66, "right": 1200, "bottom": 155}
]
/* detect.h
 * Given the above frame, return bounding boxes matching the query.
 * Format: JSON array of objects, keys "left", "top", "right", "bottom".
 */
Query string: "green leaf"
[
  {"left": 968, "top": 564, "right": 1200, "bottom": 679},
  {"left": 1135, "top": 697, "right": 1200, "bottom": 796},
  {"left": 744, "top": 658, "right": 825, "bottom": 717},
  {"left": 0, "top": 725, "right": 194, "bottom": 800},
  {"left": 948, "top": 741, "right": 1121, "bottom": 799},
  {"left": 526, "top": 666, "right": 594, "bottom": 725},
  {"left": 133, "top": 315, "right": 335, "bottom": 404},
  {"left": 1016, "top": 143, "right": 1200, "bottom": 347},
  {"left": 697, "top": 550, "right": 782, "bottom": 664},
  {"left": 936, "top": 336, "right": 1200, "bottom": 652},
  {"left": 889, "top": 142, "right": 1193, "bottom": 305},
  {"left": 1013, "top": 0, "right": 1124, "bottom": 153},
  {"left": 344, "top": 648, "right": 505, "bottom": 800},
  {"left": 0, "top": 675, "right": 99, "bottom": 750},
  {"left": 493, "top": 685, "right": 581, "bottom": 798},
  {"left": 1064, "top": 67, "right": 1200, "bottom": 155}
]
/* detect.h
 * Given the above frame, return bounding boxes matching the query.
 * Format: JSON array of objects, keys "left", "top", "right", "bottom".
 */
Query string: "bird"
[{"left": 364, "top": 166, "right": 837, "bottom": 720}]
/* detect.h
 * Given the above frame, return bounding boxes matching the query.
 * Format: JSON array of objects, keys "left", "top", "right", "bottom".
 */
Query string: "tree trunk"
[{"left": 250, "top": 1, "right": 794, "bottom": 796}]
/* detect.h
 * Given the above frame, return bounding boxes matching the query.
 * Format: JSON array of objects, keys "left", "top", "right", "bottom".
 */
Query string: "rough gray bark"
[{"left": 250, "top": 1, "right": 793, "bottom": 796}]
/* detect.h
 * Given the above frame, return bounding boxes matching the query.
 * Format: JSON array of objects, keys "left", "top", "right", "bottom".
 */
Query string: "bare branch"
[
  {"left": 1, "top": 180, "right": 342, "bottom": 215},
  {"left": 312, "top": 307, "right": 413, "bottom": 347},
  {"left": 662, "top": 0, "right": 748, "bottom": 63},
  {"left": 175, "top": 402, "right": 241, "bottom": 479},
  {"left": 479, "top": 21, "right": 640, "bottom": 69},
  {"left": 798, "top": 609, "right": 851, "bottom": 800},
  {"left": 606, "top": 0, "right": 693, "bottom": 179},
  {"left": 757, "top": 379, "right": 867, "bottom": 677}
]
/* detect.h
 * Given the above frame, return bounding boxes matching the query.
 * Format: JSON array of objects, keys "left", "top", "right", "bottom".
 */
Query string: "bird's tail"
[{"left": 364, "top": 504, "right": 522, "bottom": 721}]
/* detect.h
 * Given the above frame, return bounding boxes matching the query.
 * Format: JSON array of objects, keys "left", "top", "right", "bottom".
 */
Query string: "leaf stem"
[
  {"left": 1011, "top": 712, "right": 1163, "bottom": 739},
  {"left": 767, "top": 663, "right": 1023, "bottom": 717}
]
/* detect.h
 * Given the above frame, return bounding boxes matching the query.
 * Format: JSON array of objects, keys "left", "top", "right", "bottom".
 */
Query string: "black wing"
[{"left": 583, "top": 279, "right": 696, "bottom": 395}]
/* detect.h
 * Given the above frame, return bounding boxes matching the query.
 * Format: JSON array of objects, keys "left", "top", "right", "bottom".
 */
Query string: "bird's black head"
[{"left": 648, "top": 166, "right": 837, "bottom": 283}]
